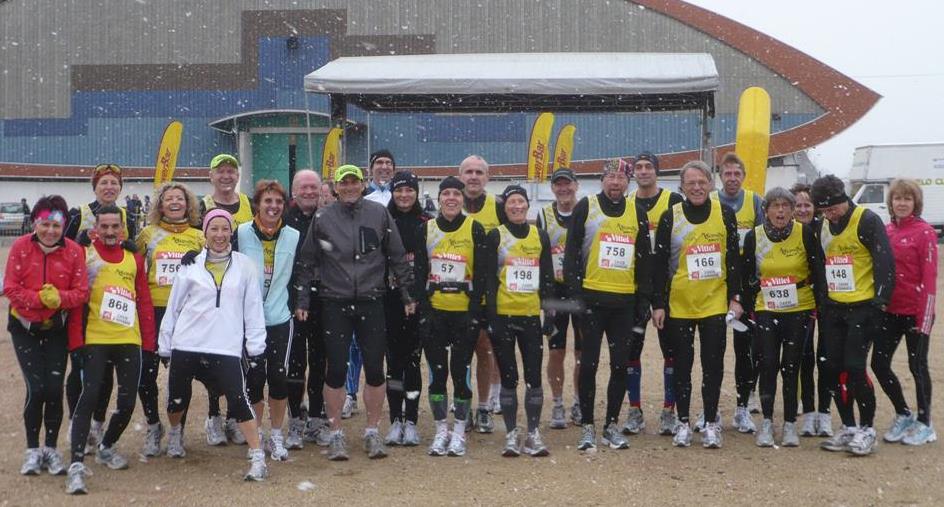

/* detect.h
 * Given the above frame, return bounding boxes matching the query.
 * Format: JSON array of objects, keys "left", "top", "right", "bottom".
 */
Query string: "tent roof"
[{"left": 303, "top": 52, "right": 718, "bottom": 113}]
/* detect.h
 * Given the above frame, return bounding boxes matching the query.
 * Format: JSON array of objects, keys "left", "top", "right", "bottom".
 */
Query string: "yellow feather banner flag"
[
  {"left": 153, "top": 120, "right": 183, "bottom": 188},
  {"left": 321, "top": 127, "right": 343, "bottom": 180},
  {"left": 735, "top": 87, "right": 771, "bottom": 194},
  {"left": 527, "top": 112, "right": 555, "bottom": 181},
  {"left": 552, "top": 123, "right": 576, "bottom": 171}
]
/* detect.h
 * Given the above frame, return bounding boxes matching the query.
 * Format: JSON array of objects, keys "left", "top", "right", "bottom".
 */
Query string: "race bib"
[
  {"left": 505, "top": 257, "right": 540, "bottom": 293},
  {"left": 686, "top": 243, "right": 722, "bottom": 280},
  {"left": 430, "top": 253, "right": 467, "bottom": 283},
  {"left": 825, "top": 255, "right": 855, "bottom": 292},
  {"left": 99, "top": 286, "right": 135, "bottom": 328},
  {"left": 155, "top": 251, "right": 183, "bottom": 287},
  {"left": 551, "top": 245, "right": 565, "bottom": 281},
  {"left": 761, "top": 276, "right": 798, "bottom": 310},
  {"left": 597, "top": 233, "right": 634, "bottom": 271}
]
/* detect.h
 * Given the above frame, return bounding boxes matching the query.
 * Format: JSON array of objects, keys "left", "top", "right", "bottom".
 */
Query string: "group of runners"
[{"left": 3, "top": 148, "right": 937, "bottom": 495}]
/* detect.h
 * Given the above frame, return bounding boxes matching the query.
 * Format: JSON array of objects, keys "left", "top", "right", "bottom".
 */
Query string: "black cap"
[
  {"left": 390, "top": 171, "right": 419, "bottom": 192},
  {"left": 550, "top": 167, "right": 577, "bottom": 182},
  {"left": 501, "top": 184, "right": 529, "bottom": 203},
  {"left": 634, "top": 151, "right": 660, "bottom": 171},
  {"left": 369, "top": 149, "right": 395, "bottom": 169},
  {"left": 438, "top": 176, "right": 464, "bottom": 195}
]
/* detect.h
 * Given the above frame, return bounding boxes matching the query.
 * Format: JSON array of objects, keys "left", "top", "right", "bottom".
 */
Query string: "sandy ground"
[{"left": 0, "top": 244, "right": 941, "bottom": 506}]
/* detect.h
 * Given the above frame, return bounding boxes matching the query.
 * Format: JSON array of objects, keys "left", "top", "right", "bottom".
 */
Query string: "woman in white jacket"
[{"left": 157, "top": 209, "right": 269, "bottom": 481}]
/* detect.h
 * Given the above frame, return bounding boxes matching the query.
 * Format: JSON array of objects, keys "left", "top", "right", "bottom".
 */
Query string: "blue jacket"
[{"left": 236, "top": 222, "right": 299, "bottom": 326}]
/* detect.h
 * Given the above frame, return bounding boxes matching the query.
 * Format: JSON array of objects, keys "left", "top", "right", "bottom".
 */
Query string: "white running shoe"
[
  {"left": 622, "top": 407, "right": 645, "bottom": 435},
  {"left": 244, "top": 448, "right": 268, "bottom": 481},
  {"left": 694, "top": 411, "right": 721, "bottom": 433},
  {"left": 166, "top": 425, "right": 186, "bottom": 458},
  {"left": 385, "top": 420, "right": 404, "bottom": 446},
  {"left": 21, "top": 448, "right": 42, "bottom": 476},
  {"left": 549, "top": 404, "right": 567, "bottom": 429},
  {"left": 800, "top": 412, "right": 817, "bottom": 437},
  {"left": 224, "top": 418, "right": 247, "bottom": 445},
  {"left": 327, "top": 431, "right": 349, "bottom": 461},
  {"left": 816, "top": 412, "right": 834, "bottom": 437},
  {"left": 42, "top": 447, "right": 66, "bottom": 476},
  {"left": 304, "top": 417, "right": 331, "bottom": 446},
  {"left": 286, "top": 417, "right": 305, "bottom": 450},
  {"left": 205, "top": 416, "right": 226, "bottom": 446},
  {"left": 782, "top": 422, "right": 800, "bottom": 447},
  {"left": 475, "top": 408, "right": 495, "bottom": 434},
  {"left": 756, "top": 419, "right": 774, "bottom": 447},
  {"left": 902, "top": 421, "right": 937, "bottom": 446},
  {"left": 65, "top": 462, "right": 90, "bottom": 495},
  {"left": 883, "top": 414, "right": 915, "bottom": 443},
  {"left": 266, "top": 432, "right": 289, "bottom": 461},
  {"left": 570, "top": 402, "right": 582, "bottom": 426},
  {"left": 659, "top": 409, "right": 678, "bottom": 436},
  {"left": 447, "top": 430, "right": 467, "bottom": 457},
  {"left": 820, "top": 425, "right": 856, "bottom": 452},
  {"left": 502, "top": 427, "right": 521, "bottom": 457},
  {"left": 747, "top": 391, "right": 761, "bottom": 414},
  {"left": 577, "top": 424, "right": 596, "bottom": 451},
  {"left": 401, "top": 421, "right": 421, "bottom": 446},
  {"left": 142, "top": 422, "right": 164, "bottom": 457},
  {"left": 524, "top": 429, "right": 549, "bottom": 457},
  {"left": 603, "top": 423, "right": 630, "bottom": 449},
  {"left": 733, "top": 407, "right": 756, "bottom": 434},
  {"left": 85, "top": 420, "right": 104, "bottom": 454},
  {"left": 848, "top": 426, "right": 877, "bottom": 456},
  {"left": 341, "top": 395, "right": 356, "bottom": 419},
  {"left": 490, "top": 395, "right": 503, "bottom": 415},
  {"left": 428, "top": 425, "right": 449, "bottom": 456},
  {"left": 673, "top": 422, "right": 692, "bottom": 447},
  {"left": 364, "top": 430, "right": 387, "bottom": 459},
  {"left": 95, "top": 445, "right": 129, "bottom": 470},
  {"left": 702, "top": 422, "right": 723, "bottom": 449}
]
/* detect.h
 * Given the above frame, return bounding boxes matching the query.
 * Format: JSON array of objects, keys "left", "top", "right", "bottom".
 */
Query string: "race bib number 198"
[{"left": 505, "top": 257, "right": 539, "bottom": 293}]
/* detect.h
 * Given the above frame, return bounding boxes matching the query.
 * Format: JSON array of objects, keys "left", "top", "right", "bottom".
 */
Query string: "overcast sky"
[{"left": 686, "top": 0, "right": 944, "bottom": 177}]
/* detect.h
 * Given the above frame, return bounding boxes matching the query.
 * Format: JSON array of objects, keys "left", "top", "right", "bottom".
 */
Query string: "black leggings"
[
  {"left": 322, "top": 299, "right": 386, "bottom": 389},
  {"left": 424, "top": 308, "right": 477, "bottom": 420},
  {"left": 578, "top": 302, "right": 632, "bottom": 426},
  {"left": 286, "top": 299, "right": 326, "bottom": 419},
  {"left": 385, "top": 292, "right": 422, "bottom": 424},
  {"left": 871, "top": 313, "right": 933, "bottom": 425},
  {"left": 755, "top": 311, "right": 811, "bottom": 422},
  {"left": 67, "top": 351, "right": 112, "bottom": 423},
  {"left": 734, "top": 323, "right": 759, "bottom": 407},
  {"left": 800, "top": 315, "right": 832, "bottom": 414},
  {"left": 70, "top": 344, "right": 141, "bottom": 463},
  {"left": 667, "top": 314, "right": 726, "bottom": 424},
  {"left": 167, "top": 350, "right": 254, "bottom": 423},
  {"left": 490, "top": 314, "right": 544, "bottom": 432},
  {"left": 818, "top": 304, "right": 877, "bottom": 428},
  {"left": 247, "top": 320, "right": 292, "bottom": 404},
  {"left": 137, "top": 306, "right": 165, "bottom": 426},
  {"left": 9, "top": 319, "right": 68, "bottom": 449}
]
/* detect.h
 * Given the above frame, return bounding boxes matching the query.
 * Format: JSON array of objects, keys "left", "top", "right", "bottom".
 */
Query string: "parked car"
[{"left": 0, "top": 202, "right": 27, "bottom": 236}]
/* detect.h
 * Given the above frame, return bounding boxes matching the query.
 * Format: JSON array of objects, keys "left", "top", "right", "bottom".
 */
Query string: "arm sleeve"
[
  {"left": 803, "top": 223, "right": 827, "bottom": 308},
  {"left": 294, "top": 213, "right": 322, "bottom": 311},
  {"left": 740, "top": 230, "right": 757, "bottom": 310},
  {"left": 651, "top": 209, "right": 674, "bottom": 310},
  {"left": 535, "top": 209, "right": 546, "bottom": 230},
  {"left": 133, "top": 253, "right": 157, "bottom": 352},
  {"left": 538, "top": 229, "right": 555, "bottom": 304},
  {"left": 916, "top": 224, "right": 938, "bottom": 334},
  {"left": 468, "top": 221, "right": 488, "bottom": 310},
  {"left": 382, "top": 209, "right": 414, "bottom": 304},
  {"left": 633, "top": 205, "right": 653, "bottom": 299},
  {"left": 563, "top": 197, "right": 590, "bottom": 297},
  {"left": 484, "top": 228, "right": 501, "bottom": 316},
  {"left": 242, "top": 262, "right": 268, "bottom": 357},
  {"left": 721, "top": 205, "right": 741, "bottom": 304},
  {"left": 57, "top": 242, "right": 90, "bottom": 310},
  {"left": 859, "top": 210, "right": 895, "bottom": 306},
  {"left": 412, "top": 222, "right": 430, "bottom": 304}
]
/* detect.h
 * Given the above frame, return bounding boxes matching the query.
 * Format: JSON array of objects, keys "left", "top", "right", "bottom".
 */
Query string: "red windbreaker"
[
  {"left": 886, "top": 216, "right": 937, "bottom": 334},
  {"left": 3, "top": 234, "right": 89, "bottom": 322}
]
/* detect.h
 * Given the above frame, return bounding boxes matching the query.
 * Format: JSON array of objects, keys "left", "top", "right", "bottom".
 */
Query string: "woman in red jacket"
[
  {"left": 871, "top": 178, "right": 937, "bottom": 446},
  {"left": 3, "top": 196, "right": 89, "bottom": 477}
]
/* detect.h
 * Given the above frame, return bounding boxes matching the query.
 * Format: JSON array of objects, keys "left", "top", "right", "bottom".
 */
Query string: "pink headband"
[
  {"left": 202, "top": 208, "right": 234, "bottom": 235},
  {"left": 34, "top": 209, "right": 66, "bottom": 225}
]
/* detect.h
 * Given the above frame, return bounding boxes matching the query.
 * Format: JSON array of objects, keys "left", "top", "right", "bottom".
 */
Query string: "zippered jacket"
[
  {"left": 886, "top": 215, "right": 937, "bottom": 334},
  {"left": 4, "top": 234, "right": 89, "bottom": 322}
]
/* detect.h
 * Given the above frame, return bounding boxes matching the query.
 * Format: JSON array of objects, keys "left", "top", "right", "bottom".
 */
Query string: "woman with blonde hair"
[{"left": 134, "top": 182, "right": 205, "bottom": 456}]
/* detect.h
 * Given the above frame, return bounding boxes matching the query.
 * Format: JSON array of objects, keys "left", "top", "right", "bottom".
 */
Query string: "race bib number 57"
[
  {"left": 825, "top": 255, "right": 855, "bottom": 292},
  {"left": 430, "top": 253, "right": 467, "bottom": 283},
  {"left": 100, "top": 286, "right": 135, "bottom": 328},
  {"left": 686, "top": 243, "right": 722, "bottom": 280}
]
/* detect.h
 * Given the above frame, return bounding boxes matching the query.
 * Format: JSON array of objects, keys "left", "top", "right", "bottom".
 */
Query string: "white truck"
[{"left": 849, "top": 143, "right": 944, "bottom": 235}]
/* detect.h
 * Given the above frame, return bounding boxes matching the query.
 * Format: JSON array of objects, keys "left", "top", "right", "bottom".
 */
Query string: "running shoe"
[
  {"left": 428, "top": 425, "right": 449, "bottom": 456},
  {"left": 142, "top": 422, "right": 164, "bottom": 457},
  {"left": 166, "top": 425, "right": 186, "bottom": 458},
  {"left": 847, "top": 426, "right": 877, "bottom": 456},
  {"left": 266, "top": 432, "right": 289, "bottom": 461},
  {"left": 733, "top": 407, "right": 756, "bottom": 434},
  {"left": 816, "top": 412, "right": 834, "bottom": 437},
  {"left": 672, "top": 422, "right": 692, "bottom": 447},
  {"left": 570, "top": 402, "right": 582, "bottom": 426},
  {"left": 883, "top": 414, "right": 915, "bottom": 443},
  {"left": 475, "top": 408, "right": 495, "bottom": 434},
  {"left": 490, "top": 395, "right": 503, "bottom": 415},
  {"left": 205, "top": 416, "right": 226, "bottom": 446},
  {"left": 702, "top": 422, "right": 723, "bottom": 449},
  {"left": 401, "top": 421, "right": 421, "bottom": 446},
  {"left": 756, "top": 419, "right": 774, "bottom": 447},
  {"left": 21, "top": 448, "right": 42, "bottom": 476},
  {"left": 447, "top": 430, "right": 467, "bottom": 457},
  {"left": 327, "top": 431, "right": 349, "bottom": 461},
  {"left": 225, "top": 418, "right": 247, "bottom": 445},
  {"left": 694, "top": 411, "right": 721, "bottom": 433},
  {"left": 341, "top": 395, "right": 356, "bottom": 419},
  {"left": 659, "top": 408, "right": 678, "bottom": 436},
  {"left": 95, "top": 445, "right": 129, "bottom": 470},
  {"left": 603, "top": 423, "right": 630, "bottom": 449},
  {"left": 85, "top": 420, "right": 104, "bottom": 454},
  {"left": 524, "top": 429, "right": 549, "bottom": 457},
  {"left": 902, "top": 421, "right": 937, "bottom": 446},
  {"left": 42, "top": 447, "right": 66, "bottom": 476},
  {"left": 502, "top": 427, "right": 521, "bottom": 457},
  {"left": 244, "top": 448, "right": 268, "bottom": 481},
  {"left": 819, "top": 425, "right": 856, "bottom": 452},
  {"left": 747, "top": 391, "right": 761, "bottom": 414},
  {"left": 65, "top": 462, "right": 90, "bottom": 495},
  {"left": 385, "top": 420, "right": 404, "bottom": 446},
  {"left": 549, "top": 404, "right": 567, "bottom": 429},
  {"left": 286, "top": 417, "right": 305, "bottom": 450},
  {"left": 622, "top": 407, "right": 645, "bottom": 435},
  {"left": 782, "top": 422, "right": 800, "bottom": 447},
  {"left": 364, "top": 430, "right": 387, "bottom": 459},
  {"left": 304, "top": 417, "right": 331, "bottom": 446},
  {"left": 800, "top": 412, "right": 817, "bottom": 437},
  {"left": 577, "top": 424, "right": 596, "bottom": 451}
]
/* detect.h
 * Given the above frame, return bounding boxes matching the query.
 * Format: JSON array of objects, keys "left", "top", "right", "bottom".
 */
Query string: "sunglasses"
[{"left": 94, "top": 164, "right": 122, "bottom": 175}]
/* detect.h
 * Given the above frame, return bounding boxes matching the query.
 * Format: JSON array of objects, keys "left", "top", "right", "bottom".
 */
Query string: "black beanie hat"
[
  {"left": 635, "top": 151, "right": 660, "bottom": 171},
  {"left": 390, "top": 171, "right": 419, "bottom": 192},
  {"left": 369, "top": 149, "right": 395, "bottom": 169},
  {"left": 439, "top": 176, "right": 464, "bottom": 195},
  {"left": 501, "top": 184, "right": 529, "bottom": 203}
]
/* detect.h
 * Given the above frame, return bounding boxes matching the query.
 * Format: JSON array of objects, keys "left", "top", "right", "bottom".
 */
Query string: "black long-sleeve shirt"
[
  {"left": 484, "top": 222, "right": 555, "bottom": 317},
  {"left": 652, "top": 199, "right": 740, "bottom": 310},
  {"left": 815, "top": 202, "right": 895, "bottom": 307},
  {"left": 563, "top": 192, "right": 652, "bottom": 307},
  {"left": 412, "top": 213, "right": 488, "bottom": 311},
  {"left": 66, "top": 201, "right": 137, "bottom": 243},
  {"left": 741, "top": 221, "right": 826, "bottom": 312}
]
